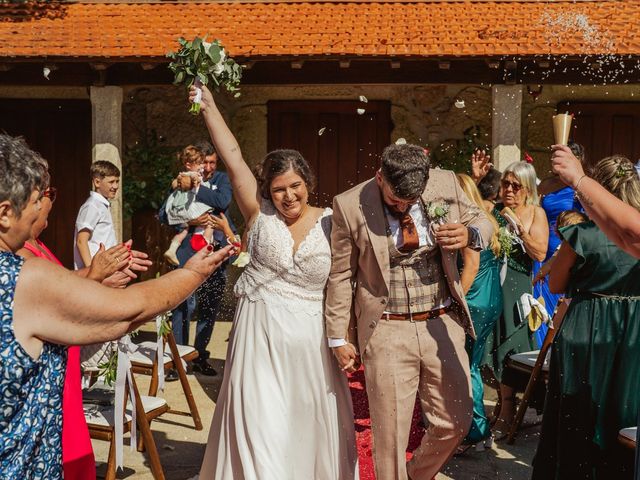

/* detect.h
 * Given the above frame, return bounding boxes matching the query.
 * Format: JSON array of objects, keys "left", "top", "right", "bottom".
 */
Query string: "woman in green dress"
[
  {"left": 483, "top": 161, "right": 549, "bottom": 438},
  {"left": 532, "top": 155, "right": 640, "bottom": 479},
  {"left": 457, "top": 174, "right": 503, "bottom": 449}
]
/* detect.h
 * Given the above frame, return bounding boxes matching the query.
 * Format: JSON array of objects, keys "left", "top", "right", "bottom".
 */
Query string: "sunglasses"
[
  {"left": 43, "top": 187, "right": 57, "bottom": 202},
  {"left": 501, "top": 180, "right": 523, "bottom": 193}
]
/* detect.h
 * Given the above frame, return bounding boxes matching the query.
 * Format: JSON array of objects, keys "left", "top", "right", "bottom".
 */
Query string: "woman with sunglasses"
[
  {"left": 483, "top": 161, "right": 549, "bottom": 439},
  {"left": 16, "top": 185, "right": 154, "bottom": 480}
]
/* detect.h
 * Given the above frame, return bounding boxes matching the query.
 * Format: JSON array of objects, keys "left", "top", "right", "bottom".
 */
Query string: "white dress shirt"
[
  {"left": 74, "top": 191, "right": 117, "bottom": 269},
  {"left": 385, "top": 202, "right": 435, "bottom": 249}
]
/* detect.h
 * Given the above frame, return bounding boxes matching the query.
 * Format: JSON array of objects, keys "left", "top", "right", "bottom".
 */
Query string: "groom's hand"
[
  {"left": 434, "top": 223, "right": 469, "bottom": 251},
  {"left": 332, "top": 343, "right": 360, "bottom": 374}
]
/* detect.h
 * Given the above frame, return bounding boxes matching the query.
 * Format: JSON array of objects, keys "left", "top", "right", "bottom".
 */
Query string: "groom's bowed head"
[
  {"left": 375, "top": 143, "right": 430, "bottom": 215},
  {"left": 376, "top": 143, "right": 472, "bottom": 251}
]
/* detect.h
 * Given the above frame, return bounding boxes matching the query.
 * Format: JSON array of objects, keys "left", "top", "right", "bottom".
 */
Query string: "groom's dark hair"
[{"left": 380, "top": 144, "right": 430, "bottom": 199}]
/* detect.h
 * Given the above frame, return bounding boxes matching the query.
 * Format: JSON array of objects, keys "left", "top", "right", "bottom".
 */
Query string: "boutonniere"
[{"left": 427, "top": 201, "right": 450, "bottom": 225}]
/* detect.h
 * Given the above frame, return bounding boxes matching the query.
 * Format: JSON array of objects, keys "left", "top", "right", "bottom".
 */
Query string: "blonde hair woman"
[
  {"left": 485, "top": 161, "right": 549, "bottom": 439},
  {"left": 533, "top": 155, "right": 640, "bottom": 479},
  {"left": 456, "top": 174, "right": 503, "bottom": 451}
]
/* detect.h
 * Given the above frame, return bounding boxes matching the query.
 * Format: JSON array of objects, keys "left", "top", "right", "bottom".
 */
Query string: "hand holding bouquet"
[{"left": 167, "top": 36, "right": 242, "bottom": 114}]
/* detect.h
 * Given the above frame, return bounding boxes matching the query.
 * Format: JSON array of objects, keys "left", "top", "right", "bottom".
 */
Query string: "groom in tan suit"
[{"left": 325, "top": 144, "right": 493, "bottom": 480}]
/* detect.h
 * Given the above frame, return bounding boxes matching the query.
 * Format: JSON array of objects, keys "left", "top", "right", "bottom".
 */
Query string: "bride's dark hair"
[{"left": 256, "top": 149, "right": 316, "bottom": 200}]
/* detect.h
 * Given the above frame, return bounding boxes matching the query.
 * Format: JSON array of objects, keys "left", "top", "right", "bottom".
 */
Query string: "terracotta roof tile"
[{"left": 0, "top": 1, "right": 638, "bottom": 59}]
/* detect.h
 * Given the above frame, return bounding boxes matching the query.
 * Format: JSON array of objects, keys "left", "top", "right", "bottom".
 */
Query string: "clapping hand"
[
  {"left": 89, "top": 243, "right": 131, "bottom": 282},
  {"left": 120, "top": 239, "right": 153, "bottom": 280},
  {"left": 100, "top": 240, "right": 153, "bottom": 288},
  {"left": 471, "top": 149, "right": 492, "bottom": 184}
]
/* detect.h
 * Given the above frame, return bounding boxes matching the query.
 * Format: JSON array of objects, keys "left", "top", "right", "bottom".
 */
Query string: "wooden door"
[
  {"left": 559, "top": 102, "right": 640, "bottom": 169},
  {"left": 0, "top": 99, "right": 92, "bottom": 268},
  {"left": 268, "top": 100, "right": 392, "bottom": 207}
]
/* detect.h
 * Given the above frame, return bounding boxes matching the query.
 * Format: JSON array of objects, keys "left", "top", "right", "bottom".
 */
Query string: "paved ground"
[{"left": 92, "top": 321, "right": 541, "bottom": 479}]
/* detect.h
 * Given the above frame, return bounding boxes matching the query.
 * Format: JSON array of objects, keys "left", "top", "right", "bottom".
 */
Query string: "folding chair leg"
[
  {"left": 507, "top": 368, "right": 542, "bottom": 444},
  {"left": 106, "top": 437, "right": 117, "bottom": 480},
  {"left": 137, "top": 415, "right": 164, "bottom": 479},
  {"left": 148, "top": 358, "right": 160, "bottom": 397},
  {"left": 132, "top": 384, "right": 165, "bottom": 479},
  {"left": 167, "top": 335, "right": 203, "bottom": 430}
]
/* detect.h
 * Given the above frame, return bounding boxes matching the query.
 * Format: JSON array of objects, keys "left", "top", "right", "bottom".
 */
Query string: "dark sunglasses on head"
[
  {"left": 501, "top": 180, "right": 523, "bottom": 193},
  {"left": 43, "top": 187, "right": 57, "bottom": 202}
]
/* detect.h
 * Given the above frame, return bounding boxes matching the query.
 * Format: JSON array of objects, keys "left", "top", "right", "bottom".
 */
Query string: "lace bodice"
[{"left": 234, "top": 201, "right": 332, "bottom": 302}]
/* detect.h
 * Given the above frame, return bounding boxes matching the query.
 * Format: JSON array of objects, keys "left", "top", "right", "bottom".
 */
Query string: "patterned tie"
[{"left": 398, "top": 211, "right": 419, "bottom": 252}]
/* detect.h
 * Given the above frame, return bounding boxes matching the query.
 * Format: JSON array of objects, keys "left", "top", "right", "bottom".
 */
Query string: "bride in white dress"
[{"left": 191, "top": 86, "right": 359, "bottom": 480}]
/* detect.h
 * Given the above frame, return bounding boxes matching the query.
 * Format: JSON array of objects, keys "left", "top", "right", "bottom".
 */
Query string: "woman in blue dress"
[
  {"left": 0, "top": 134, "right": 231, "bottom": 479},
  {"left": 457, "top": 174, "right": 503, "bottom": 450},
  {"left": 532, "top": 142, "right": 584, "bottom": 346}
]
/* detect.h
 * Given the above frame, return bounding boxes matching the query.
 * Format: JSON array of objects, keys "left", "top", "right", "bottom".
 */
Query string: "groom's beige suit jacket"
[{"left": 325, "top": 169, "right": 494, "bottom": 354}]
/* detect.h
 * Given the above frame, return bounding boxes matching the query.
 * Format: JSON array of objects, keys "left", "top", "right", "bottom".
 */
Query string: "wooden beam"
[{"left": 2, "top": 57, "right": 640, "bottom": 86}]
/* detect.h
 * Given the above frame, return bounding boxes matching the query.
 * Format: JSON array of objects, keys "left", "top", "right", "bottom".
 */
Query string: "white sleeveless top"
[{"left": 234, "top": 200, "right": 333, "bottom": 303}]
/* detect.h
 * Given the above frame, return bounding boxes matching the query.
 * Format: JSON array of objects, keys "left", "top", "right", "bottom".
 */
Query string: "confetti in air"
[
  {"left": 454, "top": 99, "right": 465, "bottom": 109},
  {"left": 43, "top": 67, "right": 51, "bottom": 80},
  {"left": 357, "top": 108, "right": 366, "bottom": 115},
  {"left": 318, "top": 127, "right": 326, "bottom": 136},
  {"left": 359, "top": 95, "right": 368, "bottom": 103},
  {"left": 395, "top": 138, "right": 407, "bottom": 145}
]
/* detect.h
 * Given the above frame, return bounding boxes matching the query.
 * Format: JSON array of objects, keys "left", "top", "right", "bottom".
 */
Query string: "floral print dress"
[{"left": 0, "top": 251, "right": 66, "bottom": 479}]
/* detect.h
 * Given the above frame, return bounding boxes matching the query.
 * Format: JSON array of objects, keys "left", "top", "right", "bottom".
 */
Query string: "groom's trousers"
[{"left": 363, "top": 311, "right": 472, "bottom": 480}]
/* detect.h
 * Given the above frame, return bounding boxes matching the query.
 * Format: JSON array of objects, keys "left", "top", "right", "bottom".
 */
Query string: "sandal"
[
  {"left": 474, "top": 435, "right": 494, "bottom": 452},
  {"left": 491, "top": 418, "right": 512, "bottom": 442}
]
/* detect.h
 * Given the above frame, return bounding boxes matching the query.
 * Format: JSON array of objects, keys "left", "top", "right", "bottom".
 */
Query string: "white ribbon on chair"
[
  {"left": 156, "top": 315, "right": 165, "bottom": 392},
  {"left": 114, "top": 335, "right": 138, "bottom": 471}
]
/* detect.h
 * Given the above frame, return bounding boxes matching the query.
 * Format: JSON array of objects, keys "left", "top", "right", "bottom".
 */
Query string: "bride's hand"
[
  {"left": 332, "top": 343, "right": 360, "bottom": 374},
  {"left": 189, "top": 84, "right": 215, "bottom": 114}
]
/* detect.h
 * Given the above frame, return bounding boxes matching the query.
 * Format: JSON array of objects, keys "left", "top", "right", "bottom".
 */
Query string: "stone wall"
[{"left": 121, "top": 83, "right": 493, "bottom": 174}]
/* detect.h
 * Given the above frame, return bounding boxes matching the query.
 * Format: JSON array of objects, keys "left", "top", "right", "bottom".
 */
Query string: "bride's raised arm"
[{"left": 190, "top": 85, "right": 260, "bottom": 225}]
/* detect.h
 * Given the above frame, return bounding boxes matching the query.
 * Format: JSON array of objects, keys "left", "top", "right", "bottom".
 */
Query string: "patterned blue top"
[{"left": 0, "top": 251, "right": 66, "bottom": 479}]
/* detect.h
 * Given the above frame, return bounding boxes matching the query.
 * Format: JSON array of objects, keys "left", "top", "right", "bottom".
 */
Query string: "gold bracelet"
[{"left": 574, "top": 174, "right": 587, "bottom": 192}]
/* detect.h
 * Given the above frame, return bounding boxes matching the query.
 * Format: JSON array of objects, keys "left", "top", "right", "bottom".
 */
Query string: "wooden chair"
[
  {"left": 129, "top": 330, "right": 203, "bottom": 430},
  {"left": 84, "top": 370, "right": 169, "bottom": 480},
  {"left": 618, "top": 427, "right": 637, "bottom": 451},
  {"left": 505, "top": 298, "right": 570, "bottom": 444}
]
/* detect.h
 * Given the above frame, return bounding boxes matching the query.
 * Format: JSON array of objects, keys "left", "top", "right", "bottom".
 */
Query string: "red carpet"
[{"left": 348, "top": 367, "right": 425, "bottom": 479}]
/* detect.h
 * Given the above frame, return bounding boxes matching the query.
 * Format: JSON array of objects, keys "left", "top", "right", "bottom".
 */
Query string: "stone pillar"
[
  {"left": 90, "top": 86, "right": 123, "bottom": 241},
  {"left": 491, "top": 85, "right": 523, "bottom": 172}
]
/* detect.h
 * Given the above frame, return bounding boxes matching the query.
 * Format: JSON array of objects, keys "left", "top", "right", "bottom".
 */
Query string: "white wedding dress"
[{"left": 198, "top": 201, "right": 359, "bottom": 480}]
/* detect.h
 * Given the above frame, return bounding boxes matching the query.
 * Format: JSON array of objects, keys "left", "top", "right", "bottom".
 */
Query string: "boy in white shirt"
[{"left": 74, "top": 160, "right": 120, "bottom": 269}]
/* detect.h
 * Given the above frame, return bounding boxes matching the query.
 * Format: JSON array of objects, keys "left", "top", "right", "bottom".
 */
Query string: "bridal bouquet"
[{"left": 167, "top": 36, "right": 243, "bottom": 114}]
